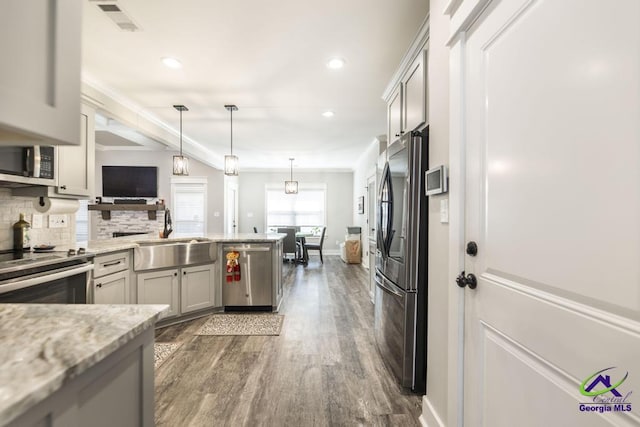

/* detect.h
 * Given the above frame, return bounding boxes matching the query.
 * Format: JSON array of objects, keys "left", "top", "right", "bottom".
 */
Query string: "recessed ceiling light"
[
  {"left": 322, "top": 111, "right": 335, "bottom": 118},
  {"left": 162, "top": 57, "right": 182, "bottom": 69},
  {"left": 326, "top": 57, "right": 345, "bottom": 69}
]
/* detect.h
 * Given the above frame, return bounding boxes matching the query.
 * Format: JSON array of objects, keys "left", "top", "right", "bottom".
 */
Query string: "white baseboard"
[
  {"left": 322, "top": 249, "right": 340, "bottom": 255},
  {"left": 419, "top": 395, "right": 446, "bottom": 427}
]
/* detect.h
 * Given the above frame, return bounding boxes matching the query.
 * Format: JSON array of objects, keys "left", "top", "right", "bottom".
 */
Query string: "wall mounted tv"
[{"left": 102, "top": 166, "right": 158, "bottom": 198}]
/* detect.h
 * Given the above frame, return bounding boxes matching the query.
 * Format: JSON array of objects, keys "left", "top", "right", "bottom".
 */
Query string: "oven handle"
[{"left": 0, "top": 263, "right": 94, "bottom": 295}]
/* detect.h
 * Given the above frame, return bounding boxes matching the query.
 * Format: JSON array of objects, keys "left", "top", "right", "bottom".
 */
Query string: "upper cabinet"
[
  {"left": 57, "top": 104, "right": 96, "bottom": 197},
  {"left": 385, "top": 50, "right": 428, "bottom": 144},
  {"left": 402, "top": 51, "right": 427, "bottom": 134},
  {"left": 0, "top": 0, "right": 81, "bottom": 146},
  {"left": 382, "top": 18, "right": 429, "bottom": 146},
  {"left": 387, "top": 85, "right": 403, "bottom": 142}
]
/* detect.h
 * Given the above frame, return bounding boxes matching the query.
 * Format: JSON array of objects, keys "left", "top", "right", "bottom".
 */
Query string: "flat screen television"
[{"left": 102, "top": 166, "right": 158, "bottom": 197}]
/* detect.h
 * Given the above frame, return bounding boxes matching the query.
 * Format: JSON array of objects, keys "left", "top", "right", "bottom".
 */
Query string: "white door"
[{"left": 458, "top": 1, "right": 640, "bottom": 426}]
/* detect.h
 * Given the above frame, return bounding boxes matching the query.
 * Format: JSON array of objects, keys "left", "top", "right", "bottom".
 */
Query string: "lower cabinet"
[
  {"left": 94, "top": 270, "right": 130, "bottom": 304},
  {"left": 181, "top": 264, "right": 216, "bottom": 314},
  {"left": 137, "top": 263, "right": 216, "bottom": 319},
  {"left": 137, "top": 269, "right": 180, "bottom": 319}
]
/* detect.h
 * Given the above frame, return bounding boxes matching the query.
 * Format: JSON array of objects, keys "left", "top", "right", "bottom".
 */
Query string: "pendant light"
[
  {"left": 224, "top": 104, "right": 239, "bottom": 176},
  {"left": 285, "top": 158, "right": 298, "bottom": 194},
  {"left": 172, "top": 104, "right": 189, "bottom": 176}
]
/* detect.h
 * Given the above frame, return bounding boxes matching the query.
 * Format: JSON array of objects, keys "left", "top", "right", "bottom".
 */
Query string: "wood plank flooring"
[{"left": 154, "top": 256, "right": 422, "bottom": 426}]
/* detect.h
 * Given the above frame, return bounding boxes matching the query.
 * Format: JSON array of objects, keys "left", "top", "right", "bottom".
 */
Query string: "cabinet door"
[
  {"left": 137, "top": 269, "right": 179, "bottom": 319},
  {"left": 56, "top": 104, "right": 95, "bottom": 197},
  {"left": 0, "top": 0, "right": 81, "bottom": 146},
  {"left": 181, "top": 264, "right": 216, "bottom": 314},
  {"left": 95, "top": 270, "right": 130, "bottom": 304},
  {"left": 402, "top": 50, "right": 427, "bottom": 133},
  {"left": 387, "top": 85, "right": 403, "bottom": 144}
]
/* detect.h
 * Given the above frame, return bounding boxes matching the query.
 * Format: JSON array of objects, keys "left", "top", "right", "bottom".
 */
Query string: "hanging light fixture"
[
  {"left": 172, "top": 104, "right": 189, "bottom": 176},
  {"left": 224, "top": 104, "right": 239, "bottom": 176},
  {"left": 285, "top": 158, "right": 298, "bottom": 194}
]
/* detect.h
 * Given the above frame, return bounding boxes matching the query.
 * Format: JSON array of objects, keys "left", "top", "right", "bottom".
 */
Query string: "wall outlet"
[
  {"left": 49, "top": 214, "right": 68, "bottom": 228},
  {"left": 32, "top": 214, "right": 43, "bottom": 229},
  {"left": 214, "top": 211, "right": 220, "bottom": 217}
]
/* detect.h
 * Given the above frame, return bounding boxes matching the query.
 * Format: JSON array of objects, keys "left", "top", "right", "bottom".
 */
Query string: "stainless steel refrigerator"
[{"left": 374, "top": 127, "right": 428, "bottom": 393}]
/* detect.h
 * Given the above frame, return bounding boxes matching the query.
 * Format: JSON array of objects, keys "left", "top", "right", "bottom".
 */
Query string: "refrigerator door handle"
[{"left": 374, "top": 273, "right": 404, "bottom": 298}]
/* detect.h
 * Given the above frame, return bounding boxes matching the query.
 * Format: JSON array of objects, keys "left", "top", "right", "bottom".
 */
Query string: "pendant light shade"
[
  {"left": 172, "top": 105, "right": 189, "bottom": 176},
  {"left": 285, "top": 158, "right": 298, "bottom": 194},
  {"left": 224, "top": 104, "right": 239, "bottom": 176}
]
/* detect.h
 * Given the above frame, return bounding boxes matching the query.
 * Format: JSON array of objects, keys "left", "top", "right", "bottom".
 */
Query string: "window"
[
  {"left": 171, "top": 177, "right": 207, "bottom": 237},
  {"left": 75, "top": 199, "right": 89, "bottom": 243},
  {"left": 266, "top": 185, "right": 326, "bottom": 234}
]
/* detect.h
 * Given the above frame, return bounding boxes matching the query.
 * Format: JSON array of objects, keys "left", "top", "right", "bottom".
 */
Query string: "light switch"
[
  {"left": 32, "top": 214, "right": 43, "bottom": 229},
  {"left": 440, "top": 199, "right": 449, "bottom": 223}
]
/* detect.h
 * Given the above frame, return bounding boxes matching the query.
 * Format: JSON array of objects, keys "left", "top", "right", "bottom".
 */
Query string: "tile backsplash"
[
  {"left": 93, "top": 210, "right": 165, "bottom": 240},
  {"left": 0, "top": 189, "right": 76, "bottom": 251}
]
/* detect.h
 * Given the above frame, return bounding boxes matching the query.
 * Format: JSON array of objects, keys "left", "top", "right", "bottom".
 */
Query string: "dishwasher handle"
[{"left": 224, "top": 246, "right": 271, "bottom": 253}]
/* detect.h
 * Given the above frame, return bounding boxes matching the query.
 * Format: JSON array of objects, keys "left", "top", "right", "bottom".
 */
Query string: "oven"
[{"left": 0, "top": 258, "right": 93, "bottom": 304}]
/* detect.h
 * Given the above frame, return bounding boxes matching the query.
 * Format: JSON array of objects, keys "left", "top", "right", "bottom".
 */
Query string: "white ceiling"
[{"left": 82, "top": 0, "right": 429, "bottom": 170}]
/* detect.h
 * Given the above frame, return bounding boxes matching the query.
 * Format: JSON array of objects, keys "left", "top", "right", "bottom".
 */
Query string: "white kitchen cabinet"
[
  {"left": 0, "top": 0, "right": 81, "bottom": 146},
  {"left": 137, "top": 269, "right": 180, "bottom": 319},
  {"left": 180, "top": 264, "right": 216, "bottom": 314},
  {"left": 56, "top": 104, "right": 95, "bottom": 197},
  {"left": 402, "top": 50, "right": 427, "bottom": 133},
  {"left": 385, "top": 48, "right": 428, "bottom": 145},
  {"left": 94, "top": 270, "right": 130, "bottom": 305},
  {"left": 387, "top": 85, "right": 403, "bottom": 143},
  {"left": 93, "top": 250, "right": 131, "bottom": 304}
]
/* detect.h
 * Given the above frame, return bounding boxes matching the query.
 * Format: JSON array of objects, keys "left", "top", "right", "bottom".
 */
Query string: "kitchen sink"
[{"left": 134, "top": 240, "right": 217, "bottom": 271}]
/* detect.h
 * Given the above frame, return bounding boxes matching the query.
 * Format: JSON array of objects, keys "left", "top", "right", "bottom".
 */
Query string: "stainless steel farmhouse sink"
[{"left": 134, "top": 240, "right": 217, "bottom": 271}]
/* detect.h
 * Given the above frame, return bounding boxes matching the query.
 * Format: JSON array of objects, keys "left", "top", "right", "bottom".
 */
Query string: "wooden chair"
[{"left": 304, "top": 226, "right": 326, "bottom": 263}]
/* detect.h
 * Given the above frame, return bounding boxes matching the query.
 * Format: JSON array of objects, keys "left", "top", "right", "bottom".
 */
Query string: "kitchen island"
[
  {"left": 0, "top": 304, "right": 167, "bottom": 427},
  {"left": 80, "top": 233, "right": 285, "bottom": 325}
]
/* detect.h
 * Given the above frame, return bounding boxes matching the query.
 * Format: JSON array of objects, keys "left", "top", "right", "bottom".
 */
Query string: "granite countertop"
[
  {"left": 80, "top": 233, "right": 285, "bottom": 255},
  {"left": 0, "top": 304, "right": 168, "bottom": 426}
]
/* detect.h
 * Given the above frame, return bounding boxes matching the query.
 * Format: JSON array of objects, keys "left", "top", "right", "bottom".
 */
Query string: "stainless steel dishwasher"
[{"left": 222, "top": 244, "right": 272, "bottom": 310}]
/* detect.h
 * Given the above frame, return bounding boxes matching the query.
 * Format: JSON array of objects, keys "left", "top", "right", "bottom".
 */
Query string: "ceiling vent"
[{"left": 94, "top": 2, "right": 141, "bottom": 32}]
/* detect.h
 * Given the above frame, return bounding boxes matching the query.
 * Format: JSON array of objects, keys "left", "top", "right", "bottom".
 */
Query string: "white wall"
[
  {"left": 237, "top": 170, "right": 353, "bottom": 252},
  {"left": 92, "top": 150, "right": 224, "bottom": 239},
  {"left": 422, "top": 3, "right": 450, "bottom": 426}
]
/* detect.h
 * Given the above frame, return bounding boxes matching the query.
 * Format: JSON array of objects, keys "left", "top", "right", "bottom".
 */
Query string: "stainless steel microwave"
[{"left": 0, "top": 146, "right": 56, "bottom": 186}]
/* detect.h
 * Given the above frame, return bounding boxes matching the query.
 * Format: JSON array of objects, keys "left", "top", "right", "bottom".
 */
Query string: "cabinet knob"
[
  {"left": 174, "top": 272, "right": 177, "bottom": 277},
  {"left": 395, "top": 133, "right": 400, "bottom": 137},
  {"left": 183, "top": 271, "right": 186, "bottom": 275},
  {"left": 96, "top": 283, "right": 102, "bottom": 288},
  {"left": 60, "top": 185, "right": 67, "bottom": 190}
]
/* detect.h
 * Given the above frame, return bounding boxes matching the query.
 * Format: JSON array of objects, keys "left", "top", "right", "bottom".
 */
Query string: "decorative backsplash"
[
  {"left": 0, "top": 189, "right": 76, "bottom": 251},
  {"left": 93, "top": 210, "right": 165, "bottom": 240}
]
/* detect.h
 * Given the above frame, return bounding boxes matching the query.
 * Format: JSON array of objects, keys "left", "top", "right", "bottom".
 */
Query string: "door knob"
[
  {"left": 456, "top": 271, "right": 477, "bottom": 289},
  {"left": 466, "top": 241, "right": 478, "bottom": 256}
]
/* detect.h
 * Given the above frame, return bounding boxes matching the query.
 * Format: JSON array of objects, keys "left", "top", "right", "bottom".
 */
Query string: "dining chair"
[
  {"left": 304, "top": 226, "right": 326, "bottom": 263},
  {"left": 277, "top": 227, "right": 297, "bottom": 262}
]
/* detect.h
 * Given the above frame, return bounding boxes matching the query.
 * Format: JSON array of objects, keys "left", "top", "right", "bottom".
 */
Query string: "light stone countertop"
[
  {"left": 78, "top": 233, "right": 286, "bottom": 255},
  {"left": 0, "top": 304, "right": 168, "bottom": 426}
]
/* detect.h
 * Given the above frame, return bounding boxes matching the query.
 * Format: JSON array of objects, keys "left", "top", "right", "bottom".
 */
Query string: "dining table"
[{"left": 295, "top": 232, "right": 313, "bottom": 264}]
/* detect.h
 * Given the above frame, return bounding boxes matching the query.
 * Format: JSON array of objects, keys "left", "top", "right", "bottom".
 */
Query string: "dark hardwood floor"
[{"left": 154, "top": 256, "right": 422, "bottom": 426}]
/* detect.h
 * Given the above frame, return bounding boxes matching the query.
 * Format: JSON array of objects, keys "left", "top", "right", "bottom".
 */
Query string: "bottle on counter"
[{"left": 13, "top": 213, "right": 31, "bottom": 252}]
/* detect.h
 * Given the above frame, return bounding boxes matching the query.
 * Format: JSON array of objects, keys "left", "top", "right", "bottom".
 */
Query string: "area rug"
[
  {"left": 195, "top": 314, "right": 284, "bottom": 336},
  {"left": 154, "top": 342, "right": 182, "bottom": 369}
]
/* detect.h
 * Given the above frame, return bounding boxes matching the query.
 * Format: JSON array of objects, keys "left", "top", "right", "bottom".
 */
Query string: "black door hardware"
[
  {"left": 466, "top": 241, "right": 478, "bottom": 256},
  {"left": 456, "top": 271, "right": 477, "bottom": 289}
]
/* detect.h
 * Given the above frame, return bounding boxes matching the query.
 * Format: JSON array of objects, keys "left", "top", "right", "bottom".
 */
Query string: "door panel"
[{"left": 461, "top": 0, "right": 640, "bottom": 425}]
